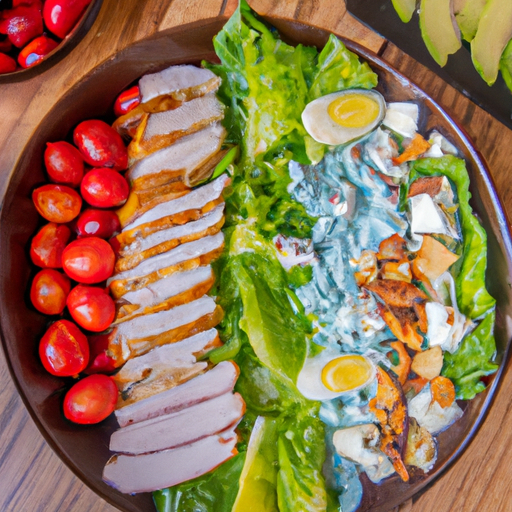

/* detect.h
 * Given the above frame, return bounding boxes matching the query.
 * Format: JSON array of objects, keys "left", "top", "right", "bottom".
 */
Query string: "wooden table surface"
[{"left": 1, "top": 1, "right": 511, "bottom": 511}]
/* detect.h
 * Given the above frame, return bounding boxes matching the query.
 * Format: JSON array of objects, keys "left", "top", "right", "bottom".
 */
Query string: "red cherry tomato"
[
  {"left": 44, "top": 141, "right": 84, "bottom": 187},
  {"left": 75, "top": 208, "right": 120, "bottom": 238},
  {"left": 66, "top": 285, "right": 115, "bottom": 332},
  {"left": 13, "top": 0, "right": 43, "bottom": 7},
  {"left": 17, "top": 35, "right": 58, "bottom": 68},
  {"left": 0, "top": 52, "right": 16, "bottom": 73},
  {"left": 0, "top": 39, "right": 13, "bottom": 53},
  {"left": 30, "top": 222, "right": 71, "bottom": 268},
  {"left": 114, "top": 85, "right": 141, "bottom": 117},
  {"left": 39, "top": 319, "right": 89, "bottom": 377},
  {"left": 32, "top": 184, "right": 82, "bottom": 223},
  {"left": 73, "top": 120, "right": 128, "bottom": 170},
  {"left": 80, "top": 168, "right": 129, "bottom": 208},
  {"left": 63, "top": 374, "right": 117, "bottom": 424},
  {"left": 0, "top": 5, "right": 43, "bottom": 48},
  {"left": 43, "top": 0, "right": 92, "bottom": 39},
  {"left": 30, "top": 268, "right": 71, "bottom": 315},
  {"left": 62, "top": 237, "right": 115, "bottom": 283},
  {"left": 86, "top": 332, "right": 117, "bottom": 374}
]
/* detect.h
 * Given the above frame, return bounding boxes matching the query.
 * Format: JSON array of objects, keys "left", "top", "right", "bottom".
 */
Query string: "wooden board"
[{"left": 0, "top": 1, "right": 510, "bottom": 511}]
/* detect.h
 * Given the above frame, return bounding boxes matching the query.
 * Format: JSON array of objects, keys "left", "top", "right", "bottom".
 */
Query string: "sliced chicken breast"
[
  {"left": 110, "top": 392, "right": 245, "bottom": 454},
  {"left": 108, "top": 232, "right": 224, "bottom": 298},
  {"left": 125, "top": 123, "right": 226, "bottom": 189},
  {"left": 139, "top": 65, "right": 220, "bottom": 103},
  {"left": 128, "top": 95, "right": 224, "bottom": 163},
  {"left": 103, "top": 428, "right": 238, "bottom": 494},
  {"left": 115, "top": 360, "right": 239, "bottom": 427},
  {"left": 116, "top": 265, "right": 214, "bottom": 322},
  {"left": 124, "top": 168, "right": 229, "bottom": 231}
]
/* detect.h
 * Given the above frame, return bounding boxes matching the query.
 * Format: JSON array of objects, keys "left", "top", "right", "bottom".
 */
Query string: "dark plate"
[
  {"left": 0, "top": 13, "right": 511, "bottom": 512},
  {"left": 0, "top": 0, "right": 103, "bottom": 82}
]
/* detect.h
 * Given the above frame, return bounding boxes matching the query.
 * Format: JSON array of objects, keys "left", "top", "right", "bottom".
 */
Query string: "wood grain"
[{"left": 0, "top": 1, "right": 511, "bottom": 511}]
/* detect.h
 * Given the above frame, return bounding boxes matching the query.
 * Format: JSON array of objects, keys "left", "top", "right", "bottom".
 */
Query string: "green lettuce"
[
  {"left": 442, "top": 310, "right": 499, "bottom": 399},
  {"left": 407, "top": 156, "right": 497, "bottom": 399},
  {"left": 408, "top": 156, "right": 496, "bottom": 319},
  {"left": 500, "top": 39, "right": 512, "bottom": 94}
]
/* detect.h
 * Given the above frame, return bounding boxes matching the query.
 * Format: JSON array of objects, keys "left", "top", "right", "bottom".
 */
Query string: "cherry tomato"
[
  {"left": 0, "top": 52, "right": 15, "bottom": 73},
  {"left": 66, "top": 285, "right": 115, "bottom": 332},
  {"left": 80, "top": 168, "right": 129, "bottom": 208},
  {"left": 75, "top": 208, "right": 120, "bottom": 238},
  {"left": 44, "top": 141, "right": 84, "bottom": 187},
  {"left": 13, "top": 0, "right": 43, "bottom": 7},
  {"left": 30, "top": 268, "right": 71, "bottom": 315},
  {"left": 43, "top": 0, "right": 92, "bottom": 39},
  {"left": 32, "top": 184, "right": 82, "bottom": 223},
  {"left": 73, "top": 120, "right": 128, "bottom": 170},
  {"left": 30, "top": 222, "right": 71, "bottom": 268},
  {"left": 0, "top": 5, "right": 43, "bottom": 48},
  {"left": 39, "top": 319, "right": 89, "bottom": 377},
  {"left": 18, "top": 35, "right": 58, "bottom": 68},
  {"left": 114, "top": 85, "right": 141, "bottom": 117},
  {"left": 86, "top": 333, "right": 116, "bottom": 374},
  {"left": 63, "top": 374, "right": 117, "bottom": 424},
  {"left": 62, "top": 237, "right": 115, "bottom": 283},
  {"left": 0, "top": 39, "right": 13, "bottom": 53}
]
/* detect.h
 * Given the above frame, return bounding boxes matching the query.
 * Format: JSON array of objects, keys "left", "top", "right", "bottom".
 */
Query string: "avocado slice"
[
  {"left": 391, "top": 0, "right": 417, "bottom": 23},
  {"left": 419, "top": 0, "right": 462, "bottom": 67},
  {"left": 453, "top": 0, "right": 488, "bottom": 41},
  {"left": 471, "top": 0, "right": 512, "bottom": 85},
  {"left": 500, "top": 38, "right": 512, "bottom": 92}
]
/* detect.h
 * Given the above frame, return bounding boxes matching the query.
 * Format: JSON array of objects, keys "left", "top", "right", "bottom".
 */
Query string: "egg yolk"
[
  {"left": 321, "top": 355, "right": 373, "bottom": 393},
  {"left": 327, "top": 94, "right": 380, "bottom": 128}
]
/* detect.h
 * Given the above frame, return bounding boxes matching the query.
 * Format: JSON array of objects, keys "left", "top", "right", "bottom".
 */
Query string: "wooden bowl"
[
  {"left": 0, "top": 13, "right": 511, "bottom": 512},
  {"left": 0, "top": 0, "right": 103, "bottom": 82}
]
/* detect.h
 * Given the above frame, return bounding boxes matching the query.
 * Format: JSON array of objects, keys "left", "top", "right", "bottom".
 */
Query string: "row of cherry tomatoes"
[
  {"left": 0, "top": 0, "right": 92, "bottom": 73},
  {"left": 31, "top": 116, "right": 128, "bottom": 424}
]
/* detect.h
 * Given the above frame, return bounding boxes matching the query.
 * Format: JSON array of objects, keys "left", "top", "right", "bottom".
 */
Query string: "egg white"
[
  {"left": 301, "top": 89, "right": 386, "bottom": 146},
  {"left": 296, "top": 351, "right": 376, "bottom": 401}
]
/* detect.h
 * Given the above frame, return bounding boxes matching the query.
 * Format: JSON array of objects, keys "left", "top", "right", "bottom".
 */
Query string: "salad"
[{"left": 27, "top": 1, "right": 499, "bottom": 511}]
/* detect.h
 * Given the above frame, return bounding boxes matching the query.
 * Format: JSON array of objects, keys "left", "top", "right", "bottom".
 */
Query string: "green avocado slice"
[
  {"left": 453, "top": 0, "right": 488, "bottom": 41},
  {"left": 419, "top": 0, "right": 462, "bottom": 67},
  {"left": 500, "top": 38, "right": 512, "bottom": 92},
  {"left": 391, "top": 0, "right": 417, "bottom": 23},
  {"left": 471, "top": 0, "right": 512, "bottom": 85}
]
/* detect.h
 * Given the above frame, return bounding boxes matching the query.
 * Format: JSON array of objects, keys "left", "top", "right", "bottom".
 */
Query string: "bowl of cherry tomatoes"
[{"left": 0, "top": 0, "right": 103, "bottom": 80}]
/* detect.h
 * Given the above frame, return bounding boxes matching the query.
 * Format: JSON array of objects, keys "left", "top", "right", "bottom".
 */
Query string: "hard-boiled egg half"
[
  {"left": 302, "top": 89, "right": 385, "bottom": 145},
  {"left": 297, "top": 352, "right": 376, "bottom": 401}
]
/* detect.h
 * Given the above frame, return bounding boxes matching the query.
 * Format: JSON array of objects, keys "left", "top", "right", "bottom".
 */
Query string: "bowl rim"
[{"left": 1, "top": 12, "right": 512, "bottom": 512}]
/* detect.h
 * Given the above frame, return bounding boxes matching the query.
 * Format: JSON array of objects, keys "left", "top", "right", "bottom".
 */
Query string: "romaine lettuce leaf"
[
  {"left": 277, "top": 406, "right": 328, "bottom": 512},
  {"left": 442, "top": 310, "right": 498, "bottom": 399},
  {"left": 408, "top": 156, "right": 496, "bottom": 319}
]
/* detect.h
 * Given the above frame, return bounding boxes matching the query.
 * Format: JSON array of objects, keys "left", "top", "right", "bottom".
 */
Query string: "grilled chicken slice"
[
  {"left": 116, "top": 265, "right": 214, "bottom": 322},
  {"left": 110, "top": 392, "right": 245, "bottom": 454},
  {"left": 128, "top": 95, "right": 224, "bottom": 164},
  {"left": 115, "top": 360, "right": 239, "bottom": 427},
  {"left": 106, "top": 295, "right": 223, "bottom": 364},
  {"left": 108, "top": 232, "right": 224, "bottom": 299},
  {"left": 139, "top": 65, "right": 221, "bottom": 106},
  {"left": 113, "top": 329, "right": 221, "bottom": 406},
  {"left": 125, "top": 123, "right": 226, "bottom": 191},
  {"left": 120, "top": 173, "right": 229, "bottom": 231},
  {"left": 103, "top": 428, "right": 238, "bottom": 494},
  {"left": 114, "top": 204, "right": 224, "bottom": 272},
  {"left": 113, "top": 65, "right": 221, "bottom": 138}
]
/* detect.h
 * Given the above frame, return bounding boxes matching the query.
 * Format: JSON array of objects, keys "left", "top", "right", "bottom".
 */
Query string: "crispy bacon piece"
[
  {"left": 407, "top": 176, "right": 444, "bottom": 199},
  {"left": 369, "top": 367, "right": 409, "bottom": 482},
  {"left": 364, "top": 279, "right": 428, "bottom": 308},
  {"left": 377, "top": 233, "right": 407, "bottom": 261},
  {"left": 392, "top": 133, "right": 431, "bottom": 166}
]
